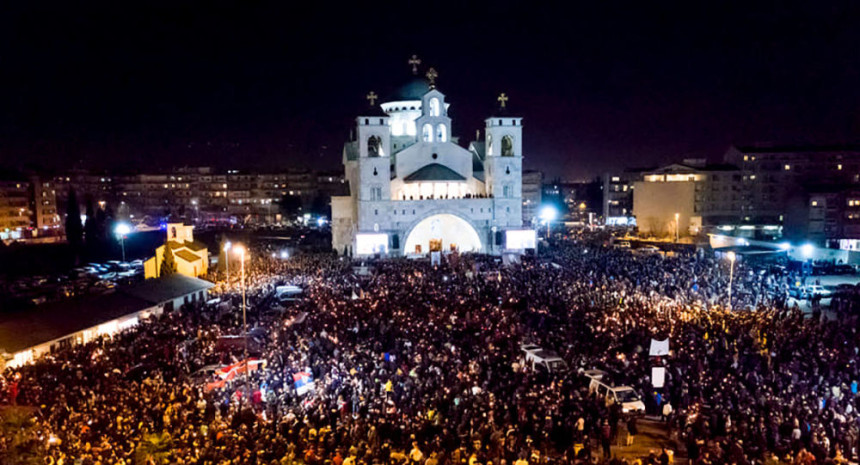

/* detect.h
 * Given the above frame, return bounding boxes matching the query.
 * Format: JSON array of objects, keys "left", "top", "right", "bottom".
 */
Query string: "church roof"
[
  {"left": 185, "top": 240, "right": 207, "bottom": 252},
  {"left": 390, "top": 78, "right": 431, "bottom": 101},
  {"left": 175, "top": 249, "right": 203, "bottom": 262},
  {"left": 404, "top": 163, "right": 466, "bottom": 182}
]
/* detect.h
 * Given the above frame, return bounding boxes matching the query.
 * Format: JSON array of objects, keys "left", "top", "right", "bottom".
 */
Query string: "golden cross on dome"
[
  {"left": 366, "top": 91, "right": 378, "bottom": 106},
  {"left": 498, "top": 93, "right": 509, "bottom": 108},
  {"left": 426, "top": 67, "right": 438, "bottom": 88},
  {"left": 408, "top": 55, "right": 422, "bottom": 75}
]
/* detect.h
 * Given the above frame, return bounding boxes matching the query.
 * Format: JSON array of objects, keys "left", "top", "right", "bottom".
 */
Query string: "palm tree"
[{"left": 134, "top": 432, "right": 174, "bottom": 464}]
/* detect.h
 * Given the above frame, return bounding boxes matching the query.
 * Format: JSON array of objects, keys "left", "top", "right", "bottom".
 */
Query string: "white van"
[
  {"left": 521, "top": 345, "right": 569, "bottom": 373},
  {"left": 587, "top": 376, "right": 646, "bottom": 413}
]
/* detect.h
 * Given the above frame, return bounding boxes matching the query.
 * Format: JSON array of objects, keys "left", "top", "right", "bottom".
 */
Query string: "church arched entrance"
[{"left": 404, "top": 213, "right": 482, "bottom": 254}]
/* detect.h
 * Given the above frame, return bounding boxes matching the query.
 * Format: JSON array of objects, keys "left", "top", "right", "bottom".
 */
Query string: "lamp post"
[
  {"left": 674, "top": 212, "right": 680, "bottom": 242},
  {"left": 115, "top": 223, "right": 131, "bottom": 262},
  {"left": 223, "top": 241, "right": 232, "bottom": 284},
  {"left": 540, "top": 206, "right": 557, "bottom": 239},
  {"left": 233, "top": 244, "right": 249, "bottom": 404},
  {"left": 727, "top": 251, "right": 736, "bottom": 310}
]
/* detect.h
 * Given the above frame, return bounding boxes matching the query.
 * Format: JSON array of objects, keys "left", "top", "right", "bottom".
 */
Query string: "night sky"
[{"left": 1, "top": 1, "right": 859, "bottom": 179}]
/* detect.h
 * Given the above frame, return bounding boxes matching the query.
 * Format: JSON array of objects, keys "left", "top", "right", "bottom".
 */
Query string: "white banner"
[
  {"left": 649, "top": 338, "right": 670, "bottom": 356},
  {"left": 651, "top": 367, "right": 666, "bottom": 388}
]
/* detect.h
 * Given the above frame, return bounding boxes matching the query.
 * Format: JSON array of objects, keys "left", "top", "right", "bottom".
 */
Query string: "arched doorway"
[{"left": 404, "top": 214, "right": 482, "bottom": 254}]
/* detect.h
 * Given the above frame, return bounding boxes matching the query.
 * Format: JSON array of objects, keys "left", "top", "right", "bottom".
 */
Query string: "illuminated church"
[{"left": 331, "top": 62, "right": 534, "bottom": 256}]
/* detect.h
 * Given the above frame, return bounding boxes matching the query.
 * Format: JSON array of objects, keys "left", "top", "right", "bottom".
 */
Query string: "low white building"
[
  {"left": 0, "top": 275, "right": 214, "bottom": 369},
  {"left": 332, "top": 72, "right": 534, "bottom": 256}
]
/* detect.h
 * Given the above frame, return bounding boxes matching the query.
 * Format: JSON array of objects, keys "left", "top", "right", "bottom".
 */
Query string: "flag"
[{"left": 293, "top": 371, "right": 315, "bottom": 396}]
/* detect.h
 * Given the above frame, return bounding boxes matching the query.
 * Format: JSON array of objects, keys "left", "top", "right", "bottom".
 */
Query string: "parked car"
[
  {"left": 806, "top": 285, "right": 832, "bottom": 298},
  {"left": 521, "top": 345, "right": 568, "bottom": 374},
  {"left": 587, "top": 376, "right": 646, "bottom": 413}
]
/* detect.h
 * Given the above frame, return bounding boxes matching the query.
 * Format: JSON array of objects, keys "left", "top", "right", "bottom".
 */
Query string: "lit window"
[
  {"left": 784, "top": 164, "right": 791, "bottom": 170},
  {"left": 422, "top": 124, "right": 433, "bottom": 142},
  {"left": 743, "top": 155, "right": 748, "bottom": 161},
  {"left": 838, "top": 164, "right": 843, "bottom": 170},
  {"left": 811, "top": 201, "right": 818, "bottom": 207},
  {"left": 750, "top": 175, "right": 756, "bottom": 180},
  {"left": 429, "top": 98, "right": 440, "bottom": 117}
]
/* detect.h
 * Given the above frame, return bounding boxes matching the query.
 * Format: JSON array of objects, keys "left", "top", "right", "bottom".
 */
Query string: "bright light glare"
[
  {"left": 801, "top": 243, "right": 815, "bottom": 257},
  {"left": 280, "top": 251, "right": 289, "bottom": 259},
  {"left": 233, "top": 245, "right": 246, "bottom": 257},
  {"left": 778, "top": 242, "right": 791, "bottom": 251},
  {"left": 539, "top": 206, "right": 557, "bottom": 221},
  {"left": 727, "top": 251, "right": 736, "bottom": 262},
  {"left": 114, "top": 223, "right": 131, "bottom": 236},
  {"left": 224, "top": 241, "right": 232, "bottom": 252}
]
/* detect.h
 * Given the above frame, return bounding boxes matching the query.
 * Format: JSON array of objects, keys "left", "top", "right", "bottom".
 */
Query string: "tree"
[
  {"left": 160, "top": 247, "right": 177, "bottom": 277},
  {"left": 280, "top": 194, "right": 303, "bottom": 218},
  {"left": 217, "top": 235, "right": 229, "bottom": 272},
  {"left": 64, "top": 188, "right": 83, "bottom": 250},
  {"left": 0, "top": 406, "right": 45, "bottom": 465},
  {"left": 134, "top": 432, "right": 173, "bottom": 465},
  {"left": 84, "top": 198, "right": 98, "bottom": 251}
]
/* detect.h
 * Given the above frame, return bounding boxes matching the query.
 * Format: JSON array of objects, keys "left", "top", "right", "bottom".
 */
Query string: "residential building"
[{"left": 633, "top": 160, "right": 742, "bottom": 238}]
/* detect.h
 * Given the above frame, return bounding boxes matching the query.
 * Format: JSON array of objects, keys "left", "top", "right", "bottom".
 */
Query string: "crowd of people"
[{"left": 1, "top": 233, "right": 859, "bottom": 465}]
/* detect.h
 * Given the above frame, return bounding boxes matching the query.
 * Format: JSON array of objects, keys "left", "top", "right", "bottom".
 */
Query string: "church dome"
[{"left": 390, "top": 78, "right": 430, "bottom": 101}]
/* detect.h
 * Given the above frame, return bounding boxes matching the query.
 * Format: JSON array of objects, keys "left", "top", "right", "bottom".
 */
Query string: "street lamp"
[
  {"left": 223, "top": 241, "right": 232, "bottom": 284},
  {"left": 114, "top": 223, "right": 131, "bottom": 262},
  {"left": 540, "top": 205, "right": 558, "bottom": 239},
  {"left": 726, "top": 251, "right": 736, "bottom": 310},
  {"left": 674, "top": 212, "right": 680, "bottom": 242},
  {"left": 233, "top": 244, "right": 250, "bottom": 404}
]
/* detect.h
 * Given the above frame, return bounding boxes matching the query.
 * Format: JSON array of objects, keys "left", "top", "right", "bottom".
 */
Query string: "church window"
[
  {"left": 513, "top": 120, "right": 517, "bottom": 126},
  {"left": 365, "top": 118, "right": 369, "bottom": 125},
  {"left": 501, "top": 135, "right": 514, "bottom": 157},
  {"left": 507, "top": 207, "right": 511, "bottom": 213},
  {"left": 499, "top": 119, "right": 502, "bottom": 125},
  {"left": 370, "top": 186, "right": 382, "bottom": 201},
  {"left": 436, "top": 124, "right": 448, "bottom": 142},
  {"left": 422, "top": 124, "right": 433, "bottom": 142},
  {"left": 487, "top": 134, "right": 493, "bottom": 155},
  {"left": 429, "top": 98, "right": 441, "bottom": 117},
  {"left": 368, "top": 136, "right": 382, "bottom": 157},
  {"left": 379, "top": 118, "right": 384, "bottom": 124},
  {"left": 505, "top": 166, "right": 510, "bottom": 175},
  {"left": 432, "top": 153, "right": 438, "bottom": 160}
]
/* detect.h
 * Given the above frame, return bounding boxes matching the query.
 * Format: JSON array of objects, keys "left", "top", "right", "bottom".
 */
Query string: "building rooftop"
[
  {"left": 404, "top": 163, "right": 467, "bottom": 182},
  {"left": 734, "top": 144, "right": 860, "bottom": 153},
  {"left": 0, "top": 275, "right": 214, "bottom": 355}
]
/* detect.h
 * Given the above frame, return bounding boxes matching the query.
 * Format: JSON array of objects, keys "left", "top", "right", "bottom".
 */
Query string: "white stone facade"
[{"left": 332, "top": 84, "right": 527, "bottom": 256}]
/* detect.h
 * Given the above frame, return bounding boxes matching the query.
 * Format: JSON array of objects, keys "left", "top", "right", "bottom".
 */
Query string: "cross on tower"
[
  {"left": 366, "top": 91, "right": 378, "bottom": 106},
  {"left": 497, "top": 93, "right": 509, "bottom": 109},
  {"left": 426, "top": 68, "right": 438, "bottom": 88},
  {"left": 408, "top": 55, "right": 422, "bottom": 75}
]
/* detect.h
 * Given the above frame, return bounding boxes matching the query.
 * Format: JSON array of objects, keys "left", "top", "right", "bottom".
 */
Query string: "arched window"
[
  {"left": 368, "top": 136, "right": 382, "bottom": 157},
  {"left": 487, "top": 133, "right": 493, "bottom": 155},
  {"left": 429, "top": 98, "right": 440, "bottom": 117},
  {"left": 422, "top": 124, "right": 433, "bottom": 142},
  {"left": 436, "top": 124, "right": 448, "bottom": 142},
  {"left": 501, "top": 135, "right": 514, "bottom": 157}
]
